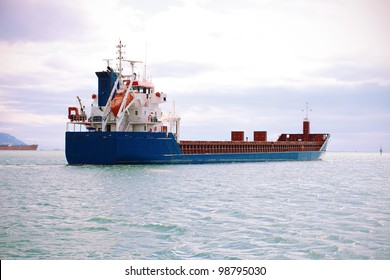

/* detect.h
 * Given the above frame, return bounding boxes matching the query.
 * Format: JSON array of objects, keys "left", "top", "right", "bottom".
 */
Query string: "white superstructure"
[{"left": 67, "top": 41, "right": 181, "bottom": 140}]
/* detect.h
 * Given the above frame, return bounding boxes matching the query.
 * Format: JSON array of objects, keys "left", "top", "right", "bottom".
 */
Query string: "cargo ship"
[
  {"left": 0, "top": 133, "right": 38, "bottom": 150},
  {"left": 65, "top": 41, "right": 330, "bottom": 165},
  {"left": 0, "top": 144, "right": 38, "bottom": 151}
]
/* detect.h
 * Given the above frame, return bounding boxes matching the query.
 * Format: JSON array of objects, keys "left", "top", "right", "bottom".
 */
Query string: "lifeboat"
[
  {"left": 68, "top": 107, "right": 79, "bottom": 121},
  {"left": 110, "top": 88, "right": 133, "bottom": 117},
  {"left": 68, "top": 107, "right": 86, "bottom": 121}
]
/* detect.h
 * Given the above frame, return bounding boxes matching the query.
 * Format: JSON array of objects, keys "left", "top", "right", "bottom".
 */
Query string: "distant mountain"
[{"left": 0, "top": 133, "right": 27, "bottom": 145}]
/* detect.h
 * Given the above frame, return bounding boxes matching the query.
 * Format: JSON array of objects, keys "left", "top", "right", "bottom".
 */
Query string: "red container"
[
  {"left": 231, "top": 131, "right": 244, "bottom": 141},
  {"left": 314, "top": 134, "right": 324, "bottom": 141},
  {"left": 254, "top": 131, "right": 267, "bottom": 141}
]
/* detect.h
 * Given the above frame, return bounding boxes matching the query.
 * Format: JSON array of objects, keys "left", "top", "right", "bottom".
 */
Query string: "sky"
[{"left": 0, "top": 0, "right": 389, "bottom": 151}]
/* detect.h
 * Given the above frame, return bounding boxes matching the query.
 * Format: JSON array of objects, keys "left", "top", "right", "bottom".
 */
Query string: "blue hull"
[{"left": 65, "top": 132, "right": 327, "bottom": 165}]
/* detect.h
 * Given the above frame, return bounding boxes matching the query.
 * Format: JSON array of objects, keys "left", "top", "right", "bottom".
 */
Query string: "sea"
[{"left": 0, "top": 151, "right": 389, "bottom": 260}]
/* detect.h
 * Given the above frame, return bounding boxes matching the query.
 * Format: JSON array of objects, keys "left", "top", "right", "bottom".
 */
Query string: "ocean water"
[{"left": 0, "top": 151, "right": 389, "bottom": 260}]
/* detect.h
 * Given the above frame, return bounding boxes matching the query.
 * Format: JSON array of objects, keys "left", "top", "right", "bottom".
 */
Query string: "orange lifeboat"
[
  {"left": 110, "top": 88, "right": 133, "bottom": 117},
  {"left": 68, "top": 107, "right": 79, "bottom": 121}
]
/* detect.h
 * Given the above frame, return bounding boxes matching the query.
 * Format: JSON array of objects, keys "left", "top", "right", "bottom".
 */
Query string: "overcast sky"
[{"left": 0, "top": 0, "right": 389, "bottom": 151}]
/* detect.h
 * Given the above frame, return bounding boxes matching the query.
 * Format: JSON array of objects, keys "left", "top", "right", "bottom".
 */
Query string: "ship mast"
[
  {"left": 303, "top": 102, "right": 312, "bottom": 121},
  {"left": 143, "top": 42, "right": 148, "bottom": 82},
  {"left": 117, "top": 40, "right": 125, "bottom": 78}
]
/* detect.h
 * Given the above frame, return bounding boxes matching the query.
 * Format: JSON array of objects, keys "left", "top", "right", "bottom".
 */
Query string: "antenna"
[
  {"left": 302, "top": 102, "right": 312, "bottom": 121},
  {"left": 103, "top": 59, "right": 114, "bottom": 72},
  {"left": 116, "top": 40, "right": 126, "bottom": 77},
  {"left": 143, "top": 42, "right": 147, "bottom": 82},
  {"left": 103, "top": 59, "right": 113, "bottom": 67},
  {"left": 123, "top": 60, "right": 142, "bottom": 80}
]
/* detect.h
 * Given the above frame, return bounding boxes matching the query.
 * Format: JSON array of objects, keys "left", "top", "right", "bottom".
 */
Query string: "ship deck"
[{"left": 179, "top": 140, "right": 324, "bottom": 154}]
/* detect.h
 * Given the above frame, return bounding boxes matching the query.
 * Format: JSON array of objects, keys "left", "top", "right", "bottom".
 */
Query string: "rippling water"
[{"left": 0, "top": 151, "right": 389, "bottom": 259}]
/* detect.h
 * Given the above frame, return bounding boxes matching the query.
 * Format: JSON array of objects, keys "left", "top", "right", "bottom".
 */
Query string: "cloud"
[
  {"left": 118, "top": 0, "right": 183, "bottom": 14},
  {"left": 0, "top": 0, "right": 91, "bottom": 42},
  {"left": 0, "top": 0, "right": 389, "bottom": 151},
  {"left": 152, "top": 61, "right": 214, "bottom": 78},
  {"left": 140, "top": 0, "right": 390, "bottom": 90},
  {"left": 0, "top": 101, "right": 66, "bottom": 149},
  {"left": 168, "top": 82, "right": 390, "bottom": 150},
  {"left": 0, "top": 104, "right": 65, "bottom": 126},
  {"left": 309, "top": 63, "right": 390, "bottom": 85}
]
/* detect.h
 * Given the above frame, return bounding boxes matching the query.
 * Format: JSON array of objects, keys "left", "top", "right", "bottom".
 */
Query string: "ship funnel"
[
  {"left": 303, "top": 119, "right": 310, "bottom": 141},
  {"left": 302, "top": 102, "right": 311, "bottom": 141}
]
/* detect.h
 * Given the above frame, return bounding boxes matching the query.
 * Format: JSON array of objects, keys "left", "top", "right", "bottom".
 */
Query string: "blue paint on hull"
[{"left": 65, "top": 132, "right": 327, "bottom": 165}]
